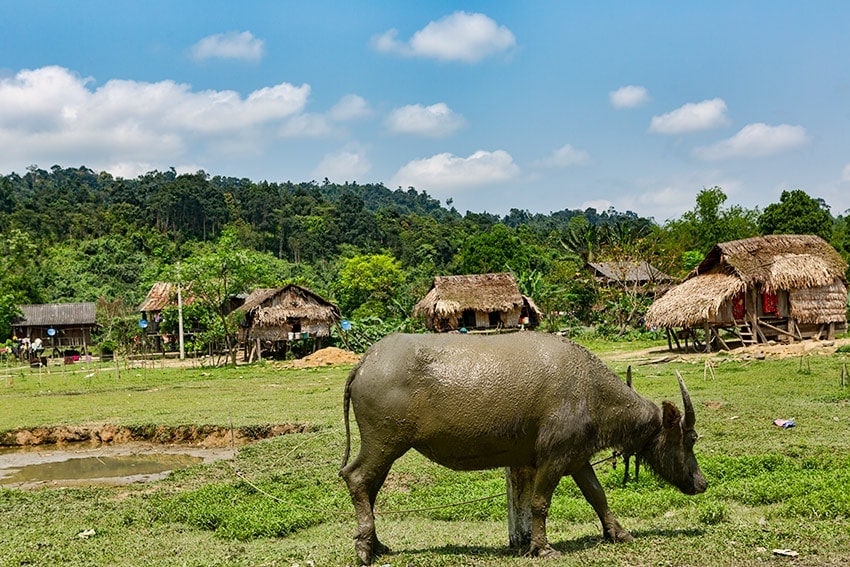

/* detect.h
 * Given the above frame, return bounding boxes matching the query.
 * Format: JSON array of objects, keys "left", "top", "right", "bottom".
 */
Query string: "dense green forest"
[{"left": 2, "top": 165, "right": 849, "bottom": 352}]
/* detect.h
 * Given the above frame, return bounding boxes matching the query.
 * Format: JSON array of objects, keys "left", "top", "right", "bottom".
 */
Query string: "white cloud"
[
  {"left": 649, "top": 98, "right": 729, "bottom": 134},
  {"left": 312, "top": 146, "right": 372, "bottom": 181},
  {"left": 385, "top": 103, "right": 465, "bottom": 137},
  {"left": 278, "top": 113, "right": 334, "bottom": 138},
  {"left": 191, "top": 31, "right": 265, "bottom": 62},
  {"left": 372, "top": 12, "right": 516, "bottom": 63},
  {"left": 0, "top": 66, "right": 311, "bottom": 172},
  {"left": 391, "top": 150, "right": 519, "bottom": 191},
  {"left": 533, "top": 144, "right": 590, "bottom": 168},
  {"left": 842, "top": 163, "right": 850, "bottom": 182},
  {"left": 609, "top": 85, "right": 650, "bottom": 109},
  {"left": 329, "top": 94, "right": 371, "bottom": 121},
  {"left": 693, "top": 123, "right": 809, "bottom": 160}
]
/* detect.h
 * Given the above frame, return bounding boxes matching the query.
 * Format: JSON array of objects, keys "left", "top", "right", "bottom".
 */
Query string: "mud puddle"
[
  {"left": 0, "top": 442, "right": 235, "bottom": 489},
  {"left": 0, "top": 422, "right": 311, "bottom": 489}
]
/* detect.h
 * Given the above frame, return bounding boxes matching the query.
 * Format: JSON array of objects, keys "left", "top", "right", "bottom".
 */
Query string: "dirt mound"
[{"left": 288, "top": 346, "right": 362, "bottom": 368}]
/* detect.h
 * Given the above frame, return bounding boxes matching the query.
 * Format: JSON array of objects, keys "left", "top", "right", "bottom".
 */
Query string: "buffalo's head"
[{"left": 640, "top": 372, "right": 708, "bottom": 495}]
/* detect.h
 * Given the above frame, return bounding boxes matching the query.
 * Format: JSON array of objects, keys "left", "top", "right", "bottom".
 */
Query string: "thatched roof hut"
[
  {"left": 236, "top": 284, "right": 340, "bottom": 343},
  {"left": 588, "top": 261, "right": 673, "bottom": 286},
  {"left": 412, "top": 272, "right": 543, "bottom": 332},
  {"left": 646, "top": 234, "right": 848, "bottom": 350}
]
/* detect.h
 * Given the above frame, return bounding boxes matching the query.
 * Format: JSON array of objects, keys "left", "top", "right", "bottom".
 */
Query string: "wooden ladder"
[{"left": 734, "top": 319, "right": 756, "bottom": 345}]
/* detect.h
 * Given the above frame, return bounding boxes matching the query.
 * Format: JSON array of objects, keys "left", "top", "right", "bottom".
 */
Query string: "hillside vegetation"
[{"left": 2, "top": 166, "right": 849, "bottom": 350}]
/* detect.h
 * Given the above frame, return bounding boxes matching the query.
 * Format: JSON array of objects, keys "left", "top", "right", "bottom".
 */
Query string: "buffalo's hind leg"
[
  {"left": 528, "top": 463, "right": 564, "bottom": 559},
  {"left": 340, "top": 447, "right": 403, "bottom": 565},
  {"left": 572, "top": 462, "right": 633, "bottom": 543}
]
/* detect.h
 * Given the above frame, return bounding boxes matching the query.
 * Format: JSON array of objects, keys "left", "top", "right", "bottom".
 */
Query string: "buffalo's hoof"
[
  {"left": 354, "top": 537, "right": 390, "bottom": 565},
  {"left": 530, "top": 544, "right": 562, "bottom": 559},
  {"left": 604, "top": 529, "right": 634, "bottom": 543}
]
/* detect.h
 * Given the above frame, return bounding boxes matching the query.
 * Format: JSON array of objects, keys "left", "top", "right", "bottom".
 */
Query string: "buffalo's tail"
[{"left": 340, "top": 362, "right": 361, "bottom": 470}]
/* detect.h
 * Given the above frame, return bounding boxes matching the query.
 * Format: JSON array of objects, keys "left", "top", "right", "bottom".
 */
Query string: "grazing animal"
[{"left": 340, "top": 332, "right": 706, "bottom": 564}]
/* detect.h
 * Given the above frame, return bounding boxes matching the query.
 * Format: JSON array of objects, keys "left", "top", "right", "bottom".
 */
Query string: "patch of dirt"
[
  {"left": 608, "top": 337, "right": 850, "bottom": 364},
  {"left": 0, "top": 423, "right": 311, "bottom": 448},
  {"left": 284, "top": 346, "right": 362, "bottom": 368}
]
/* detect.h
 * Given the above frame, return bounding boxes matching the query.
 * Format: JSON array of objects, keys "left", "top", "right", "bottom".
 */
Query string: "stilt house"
[
  {"left": 235, "top": 284, "right": 340, "bottom": 360},
  {"left": 645, "top": 235, "right": 848, "bottom": 351},
  {"left": 13, "top": 302, "right": 98, "bottom": 354},
  {"left": 412, "top": 272, "right": 543, "bottom": 332}
]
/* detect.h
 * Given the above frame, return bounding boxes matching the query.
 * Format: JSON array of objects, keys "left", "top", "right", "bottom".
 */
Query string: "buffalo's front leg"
[{"left": 572, "top": 462, "right": 633, "bottom": 542}]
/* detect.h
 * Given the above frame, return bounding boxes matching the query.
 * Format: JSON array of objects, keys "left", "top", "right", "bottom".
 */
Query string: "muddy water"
[{"left": 0, "top": 443, "right": 235, "bottom": 489}]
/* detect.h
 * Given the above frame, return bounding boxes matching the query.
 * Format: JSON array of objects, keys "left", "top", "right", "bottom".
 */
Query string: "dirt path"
[{"left": 607, "top": 337, "right": 850, "bottom": 365}]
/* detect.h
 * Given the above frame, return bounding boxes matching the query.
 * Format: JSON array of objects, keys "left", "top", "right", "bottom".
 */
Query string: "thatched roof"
[
  {"left": 645, "top": 273, "right": 744, "bottom": 328},
  {"left": 237, "top": 284, "right": 340, "bottom": 328},
  {"left": 588, "top": 261, "right": 673, "bottom": 283},
  {"left": 646, "top": 235, "right": 848, "bottom": 328},
  {"left": 412, "top": 272, "right": 538, "bottom": 318},
  {"left": 694, "top": 234, "right": 847, "bottom": 290},
  {"left": 15, "top": 302, "right": 97, "bottom": 327}
]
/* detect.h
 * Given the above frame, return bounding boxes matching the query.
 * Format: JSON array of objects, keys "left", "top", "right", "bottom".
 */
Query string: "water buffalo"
[{"left": 340, "top": 332, "right": 706, "bottom": 564}]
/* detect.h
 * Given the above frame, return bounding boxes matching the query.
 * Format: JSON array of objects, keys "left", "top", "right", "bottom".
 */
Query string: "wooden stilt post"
[{"left": 505, "top": 466, "right": 534, "bottom": 550}]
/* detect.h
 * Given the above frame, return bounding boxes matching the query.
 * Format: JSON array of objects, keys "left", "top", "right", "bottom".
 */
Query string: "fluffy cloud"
[
  {"left": 609, "top": 85, "right": 650, "bottom": 109},
  {"left": 693, "top": 123, "right": 809, "bottom": 160},
  {"left": 372, "top": 12, "right": 515, "bottom": 63},
  {"left": 385, "top": 103, "right": 465, "bottom": 137},
  {"left": 649, "top": 98, "right": 729, "bottom": 134},
  {"left": 391, "top": 150, "right": 519, "bottom": 191},
  {"left": 0, "top": 65, "right": 310, "bottom": 172},
  {"left": 329, "top": 94, "right": 371, "bottom": 121},
  {"left": 191, "top": 31, "right": 265, "bottom": 62},
  {"left": 313, "top": 146, "right": 372, "bottom": 181},
  {"left": 533, "top": 144, "right": 590, "bottom": 168}
]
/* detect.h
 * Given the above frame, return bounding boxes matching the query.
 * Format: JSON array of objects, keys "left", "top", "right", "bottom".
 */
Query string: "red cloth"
[
  {"left": 762, "top": 291, "right": 778, "bottom": 315},
  {"left": 732, "top": 293, "right": 746, "bottom": 319}
]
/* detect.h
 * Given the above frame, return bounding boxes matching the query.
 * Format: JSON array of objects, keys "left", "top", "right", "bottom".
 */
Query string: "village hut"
[
  {"left": 235, "top": 284, "right": 340, "bottom": 360},
  {"left": 12, "top": 302, "right": 98, "bottom": 357},
  {"left": 137, "top": 282, "right": 179, "bottom": 335},
  {"left": 588, "top": 261, "right": 673, "bottom": 288},
  {"left": 645, "top": 234, "right": 848, "bottom": 351},
  {"left": 412, "top": 272, "right": 543, "bottom": 332}
]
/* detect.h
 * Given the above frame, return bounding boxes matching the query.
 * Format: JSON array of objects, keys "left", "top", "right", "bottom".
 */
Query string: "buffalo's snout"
[{"left": 687, "top": 473, "right": 708, "bottom": 495}]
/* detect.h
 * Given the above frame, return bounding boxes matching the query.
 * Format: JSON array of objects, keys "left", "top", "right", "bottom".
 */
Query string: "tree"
[
  {"left": 676, "top": 187, "right": 759, "bottom": 253},
  {"left": 454, "top": 223, "right": 529, "bottom": 275},
  {"left": 179, "top": 227, "right": 292, "bottom": 365},
  {"left": 333, "top": 254, "right": 406, "bottom": 320},
  {"left": 560, "top": 216, "right": 600, "bottom": 265},
  {"left": 758, "top": 189, "right": 833, "bottom": 241},
  {"left": 0, "top": 229, "right": 41, "bottom": 338}
]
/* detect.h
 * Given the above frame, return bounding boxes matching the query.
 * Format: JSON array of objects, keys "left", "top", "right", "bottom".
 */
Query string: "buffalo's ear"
[{"left": 662, "top": 401, "right": 682, "bottom": 430}]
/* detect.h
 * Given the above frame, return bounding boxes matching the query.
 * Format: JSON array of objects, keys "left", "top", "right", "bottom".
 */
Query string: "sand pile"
[{"left": 288, "top": 346, "right": 362, "bottom": 368}]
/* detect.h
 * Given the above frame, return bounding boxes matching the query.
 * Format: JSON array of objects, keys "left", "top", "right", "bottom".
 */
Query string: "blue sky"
[{"left": 2, "top": 1, "right": 849, "bottom": 222}]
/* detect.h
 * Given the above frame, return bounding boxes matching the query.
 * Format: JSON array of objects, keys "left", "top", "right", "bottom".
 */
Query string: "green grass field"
[{"left": 1, "top": 344, "right": 849, "bottom": 566}]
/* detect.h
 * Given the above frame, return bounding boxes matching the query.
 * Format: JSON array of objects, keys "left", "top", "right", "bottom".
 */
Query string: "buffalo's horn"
[
  {"left": 626, "top": 366, "right": 633, "bottom": 389},
  {"left": 676, "top": 370, "right": 695, "bottom": 428}
]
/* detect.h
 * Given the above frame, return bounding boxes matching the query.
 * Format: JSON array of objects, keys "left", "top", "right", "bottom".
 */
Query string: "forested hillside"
[{"left": 2, "top": 165, "right": 849, "bottom": 347}]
